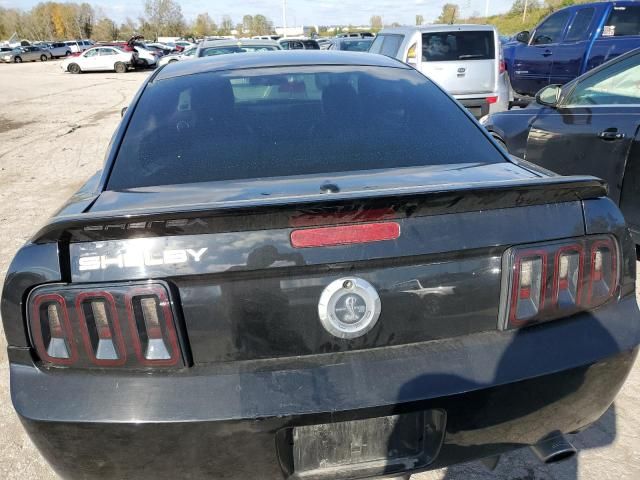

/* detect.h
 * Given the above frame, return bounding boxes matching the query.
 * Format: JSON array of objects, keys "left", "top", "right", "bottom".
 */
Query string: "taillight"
[
  {"left": 30, "top": 294, "right": 77, "bottom": 365},
  {"left": 76, "top": 291, "right": 126, "bottom": 366},
  {"left": 486, "top": 96, "right": 499, "bottom": 105},
  {"left": 126, "top": 286, "right": 180, "bottom": 366},
  {"left": 509, "top": 251, "right": 547, "bottom": 326},
  {"left": 500, "top": 236, "right": 619, "bottom": 330},
  {"left": 588, "top": 239, "right": 618, "bottom": 306},
  {"left": 499, "top": 59, "right": 506, "bottom": 74},
  {"left": 28, "top": 281, "right": 184, "bottom": 368},
  {"left": 553, "top": 245, "right": 584, "bottom": 308},
  {"left": 406, "top": 43, "right": 417, "bottom": 63}
]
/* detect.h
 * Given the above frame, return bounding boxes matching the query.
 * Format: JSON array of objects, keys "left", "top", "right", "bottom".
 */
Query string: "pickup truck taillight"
[
  {"left": 500, "top": 236, "right": 619, "bottom": 330},
  {"left": 28, "top": 282, "right": 184, "bottom": 368}
]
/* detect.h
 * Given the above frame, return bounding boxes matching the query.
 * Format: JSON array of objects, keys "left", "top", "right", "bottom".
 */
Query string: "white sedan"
[
  {"left": 158, "top": 46, "right": 196, "bottom": 67},
  {"left": 61, "top": 46, "right": 134, "bottom": 74}
]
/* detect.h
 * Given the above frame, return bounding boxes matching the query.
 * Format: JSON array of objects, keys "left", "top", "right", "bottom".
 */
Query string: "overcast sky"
[{"left": 1, "top": 0, "right": 515, "bottom": 26}]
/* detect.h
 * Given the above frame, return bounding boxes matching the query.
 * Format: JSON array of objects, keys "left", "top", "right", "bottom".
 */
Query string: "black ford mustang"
[{"left": 2, "top": 52, "right": 639, "bottom": 480}]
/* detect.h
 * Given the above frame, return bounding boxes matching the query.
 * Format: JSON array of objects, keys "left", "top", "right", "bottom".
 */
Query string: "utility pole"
[
  {"left": 484, "top": 0, "right": 490, "bottom": 18},
  {"left": 282, "top": 0, "right": 287, "bottom": 38},
  {"left": 523, "top": 0, "right": 529, "bottom": 23}
]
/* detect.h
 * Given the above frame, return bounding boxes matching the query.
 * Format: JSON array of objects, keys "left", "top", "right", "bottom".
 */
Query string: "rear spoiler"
[{"left": 33, "top": 175, "right": 607, "bottom": 244}]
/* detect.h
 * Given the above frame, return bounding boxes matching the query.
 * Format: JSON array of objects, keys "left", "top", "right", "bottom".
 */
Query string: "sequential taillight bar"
[
  {"left": 28, "top": 282, "right": 184, "bottom": 368},
  {"left": 500, "top": 235, "right": 619, "bottom": 330}
]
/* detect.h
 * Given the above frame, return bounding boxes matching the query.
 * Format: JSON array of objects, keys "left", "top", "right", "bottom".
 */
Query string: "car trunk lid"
[{"left": 38, "top": 163, "right": 605, "bottom": 364}]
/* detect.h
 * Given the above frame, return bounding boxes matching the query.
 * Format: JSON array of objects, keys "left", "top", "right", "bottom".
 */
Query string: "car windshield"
[
  {"left": 108, "top": 65, "right": 502, "bottom": 189},
  {"left": 422, "top": 31, "right": 495, "bottom": 61},
  {"left": 200, "top": 45, "right": 279, "bottom": 56}
]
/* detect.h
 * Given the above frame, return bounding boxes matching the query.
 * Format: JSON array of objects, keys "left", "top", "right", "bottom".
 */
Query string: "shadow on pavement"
[{"left": 390, "top": 316, "right": 622, "bottom": 480}]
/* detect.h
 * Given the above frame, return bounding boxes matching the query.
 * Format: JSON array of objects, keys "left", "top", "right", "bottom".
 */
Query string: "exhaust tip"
[{"left": 530, "top": 434, "right": 577, "bottom": 464}]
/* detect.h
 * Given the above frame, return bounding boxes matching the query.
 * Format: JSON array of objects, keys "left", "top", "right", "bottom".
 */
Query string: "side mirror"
[
  {"left": 535, "top": 84, "right": 562, "bottom": 108},
  {"left": 515, "top": 31, "right": 530, "bottom": 43},
  {"left": 120, "top": 106, "right": 128, "bottom": 117}
]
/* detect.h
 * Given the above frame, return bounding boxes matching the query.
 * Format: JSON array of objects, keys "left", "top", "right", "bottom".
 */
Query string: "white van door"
[{"left": 416, "top": 30, "right": 496, "bottom": 95}]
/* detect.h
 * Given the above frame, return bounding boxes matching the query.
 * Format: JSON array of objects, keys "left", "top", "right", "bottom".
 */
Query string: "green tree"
[
  {"left": 370, "top": 15, "right": 383, "bottom": 30},
  {"left": 219, "top": 15, "right": 233, "bottom": 35},
  {"left": 252, "top": 14, "right": 272, "bottom": 35},
  {"left": 242, "top": 14, "right": 253, "bottom": 34},
  {"left": 77, "top": 3, "right": 95, "bottom": 38},
  {"left": 94, "top": 17, "right": 118, "bottom": 41},
  {"left": 119, "top": 18, "right": 137, "bottom": 40},
  {"left": 144, "top": 0, "right": 185, "bottom": 38},
  {"left": 435, "top": 3, "right": 459, "bottom": 24},
  {"left": 416, "top": 14, "right": 424, "bottom": 25},
  {"left": 193, "top": 12, "right": 215, "bottom": 37}
]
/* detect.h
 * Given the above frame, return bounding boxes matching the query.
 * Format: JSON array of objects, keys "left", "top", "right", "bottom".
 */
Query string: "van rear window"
[
  {"left": 107, "top": 65, "right": 502, "bottom": 189},
  {"left": 422, "top": 31, "right": 495, "bottom": 62}
]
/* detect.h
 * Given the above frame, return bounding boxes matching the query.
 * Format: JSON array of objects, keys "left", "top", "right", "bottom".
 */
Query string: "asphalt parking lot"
[{"left": 0, "top": 60, "right": 639, "bottom": 480}]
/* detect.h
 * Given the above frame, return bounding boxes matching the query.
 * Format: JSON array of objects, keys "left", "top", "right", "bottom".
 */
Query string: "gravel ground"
[{"left": 0, "top": 60, "right": 638, "bottom": 480}]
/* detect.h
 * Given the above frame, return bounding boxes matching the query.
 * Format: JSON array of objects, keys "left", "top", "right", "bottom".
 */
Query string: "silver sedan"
[{"left": 1, "top": 46, "right": 52, "bottom": 63}]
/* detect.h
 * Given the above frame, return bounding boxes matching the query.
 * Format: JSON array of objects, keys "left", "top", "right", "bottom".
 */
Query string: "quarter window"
[
  {"left": 532, "top": 10, "right": 571, "bottom": 44},
  {"left": 602, "top": 5, "right": 640, "bottom": 37},
  {"left": 565, "top": 8, "right": 595, "bottom": 42},
  {"left": 369, "top": 34, "right": 404, "bottom": 57},
  {"left": 566, "top": 54, "right": 640, "bottom": 105}
]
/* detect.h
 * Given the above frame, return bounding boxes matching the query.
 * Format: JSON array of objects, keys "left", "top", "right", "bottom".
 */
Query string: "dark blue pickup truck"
[{"left": 505, "top": 1, "right": 640, "bottom": 97}]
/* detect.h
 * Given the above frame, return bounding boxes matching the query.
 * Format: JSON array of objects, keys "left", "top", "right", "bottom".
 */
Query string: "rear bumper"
[
  {"left": 11, "top": 296, "right": 640, "bottom": 479},
  {"left": 456, "top": 96, "right": 492, "bottom": 118}
]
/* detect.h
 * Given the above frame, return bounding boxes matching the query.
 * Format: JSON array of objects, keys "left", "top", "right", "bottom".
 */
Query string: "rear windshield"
[
  {"left": 200, "top": 45, "right": 279, "bottom": 56},
  {"left": 108, "top": 66, "right": 502, "bottom": 189},
  {"left": 339, "top": 40, "right": 373, "bottom": 51},
  {"left": 422, "top": 31, "right": 495, "bottom": 62}
]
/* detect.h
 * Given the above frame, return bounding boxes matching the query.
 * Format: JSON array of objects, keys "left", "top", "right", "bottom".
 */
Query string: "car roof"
[
  {"left": 380, "top": 24, "right": 497, "bottom": 34},
  {"left": 334, "top": 37, "right": 373, "bottom": 42},
  {"left": 199, "top": 39, "right": 280, "bottom": 49},
  {"left": 155, "top": 50, "right": 409, "bottom": 81}
]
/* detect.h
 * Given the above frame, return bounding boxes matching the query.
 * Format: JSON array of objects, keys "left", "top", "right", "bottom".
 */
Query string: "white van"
[{"left": 370, "top": 25, "right": 511, "bottom": 118}]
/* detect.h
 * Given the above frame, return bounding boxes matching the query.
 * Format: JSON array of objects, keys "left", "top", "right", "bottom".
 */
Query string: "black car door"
[
  {"left": 525, "top": 52, "right": 640, "bottom": 205},
  {"left": 619, "top": 132, "right": 640, "bottom": 240}
]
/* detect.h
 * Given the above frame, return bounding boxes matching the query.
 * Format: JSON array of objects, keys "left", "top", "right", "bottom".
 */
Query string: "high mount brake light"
[
  {"left": 28, "top": 282, "right": 184, "bottom": 368},
  {"left": 500, "top": 236, "right": 619, "bottom": 330},
  {"left": 291, "top": 222, "right": 401, "bottom": 248}
]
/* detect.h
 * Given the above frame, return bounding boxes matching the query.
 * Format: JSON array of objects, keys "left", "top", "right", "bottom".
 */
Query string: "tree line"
[
  {"left": 367, "top": 0, "right": 595, "bottom": 35},
  {"left": 0, "top": 0, "right": 275, "bottom": 42},
  {"left": 430, "top": 0, "right": 595, "bottom": 34},
  {"left": 2, "top": 0, "right": 599, "bottom": 43}
]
